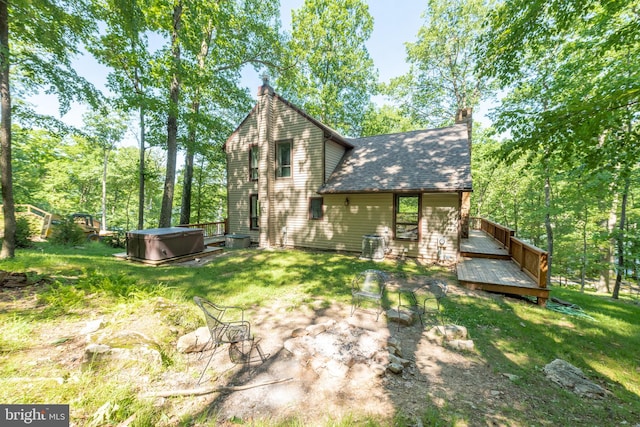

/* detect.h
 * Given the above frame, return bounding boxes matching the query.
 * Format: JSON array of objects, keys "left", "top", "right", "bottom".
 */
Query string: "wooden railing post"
[{"left": 539, "top": 251, "right": 548, "bottom": 288}]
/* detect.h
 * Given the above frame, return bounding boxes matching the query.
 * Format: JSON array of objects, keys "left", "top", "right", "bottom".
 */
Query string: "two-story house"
[{"left": 223, "top": 79, "right": 472, "bottom": 262}]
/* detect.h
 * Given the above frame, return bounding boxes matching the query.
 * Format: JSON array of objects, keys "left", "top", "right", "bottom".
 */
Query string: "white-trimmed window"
[
  {"left": 250, "top": 194, "right": 259, "bottom": 230},
  {"left": 249, "top": 145, "right": 259, "bottom": 181}
]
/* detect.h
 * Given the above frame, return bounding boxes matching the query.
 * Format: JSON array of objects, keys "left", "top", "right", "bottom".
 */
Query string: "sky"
[{"left": 29, "top": 1, "right": 481, "bottom": 134}]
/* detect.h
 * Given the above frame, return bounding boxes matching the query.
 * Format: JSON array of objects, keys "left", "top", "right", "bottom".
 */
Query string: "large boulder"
[
  {"left": 387, "top": 308, "right": 414, "bottom": 326},
  {"left": 543, "top": 359, "right": 608, "bottom": 399},
  {"left": 176, "top": 326, "right": 211, "bottom": 353}
]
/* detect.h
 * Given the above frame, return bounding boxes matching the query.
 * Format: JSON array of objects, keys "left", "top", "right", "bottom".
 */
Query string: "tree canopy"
[{"left": 277, "top": 0, "right": 377, "bottom": 137}]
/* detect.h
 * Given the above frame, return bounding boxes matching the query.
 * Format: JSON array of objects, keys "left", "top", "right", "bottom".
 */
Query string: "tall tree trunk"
[
  {"left": 179, "top": 146, "right": 193, "bottom": 224},
  {"left": 137, "top": 105, "right": 145, "bottom": 230},
  {"left": 580, "top": 204, "right": 587, "bottom": 292},
  {"left": 601, "top": 192, "right": 618, "bottom": 292},
  {"left": 195, "top": 155, "right": 205, "bottom": 223},
  {"left": 0, "top": 1, "right": 15, "bottom": 259},
  {"left": 612, "top": 176, "right": 630, "bottom": 299},
  {"left": 158, "top": 2, "right": 182, "bottom": 228},
  {"left": 544, "top": 165, "right": 554, "bottom": 287},
  {"left": 101, "top": 150, "right": 108, "bottom": 231},
  {"left": 179, "top": 23, "right": 211, "bottom": 225}
]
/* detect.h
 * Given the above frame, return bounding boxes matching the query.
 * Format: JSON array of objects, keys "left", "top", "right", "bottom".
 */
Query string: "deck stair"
[{"left": 1, "top": 204, "right": 54, "bottom": 238}]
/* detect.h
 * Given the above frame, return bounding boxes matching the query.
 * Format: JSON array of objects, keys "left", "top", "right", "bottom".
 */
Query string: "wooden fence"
[{"left": 474, "top": 217, "right": 548, "bottom": 288}]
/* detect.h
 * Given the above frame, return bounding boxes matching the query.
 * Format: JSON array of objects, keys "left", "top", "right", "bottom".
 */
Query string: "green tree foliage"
[
  {"left": 106, "top": 146, "right": 165, "bottom": 230},
  {"left": 278, "top": 0, "right": 377, "bottom": 137},
  {"left": 89, "top": 0, "right": 155, "bottom": 230},
  {"left": 49, "top": 217, "right": 86, "bottom": 246},
  {"left": 385, "top": 0, "right": 492, "bottom": 127},
  {"left": 12, "top": 127, "right": 58, "bottom": 209},
  {"left": 479, "top": 0, "right": 640, "bottom": 295},
  {"left": 42, "top": 134, "right": 103, "bottom": 214},
  {"left": 0, "top": 0, "right": 101, "bottom": 257},
  {"left": 82, "top": 110, "right": 128, "bottom": 231},
  {"left": 176, "top": 153, "right": 226, "bottom": 224},
  {"left": 360, "top": 104, "right": 417, "bottom": 137},
  {"left": 176, "top": 0, "right": 281, "bottom": 224},
  {"left": 14, "top": 216, "right": 33, "bottom": 248}
]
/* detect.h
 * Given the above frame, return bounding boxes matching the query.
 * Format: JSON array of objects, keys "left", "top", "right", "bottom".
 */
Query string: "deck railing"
[
  {"left": 177, "top": 220, "right": 227, "bottom": 237},
  {"left": 4, "top": 204, "right": 54, "bottom": 238},
  {"left": 472, "top": 217, "right": 548, "bottom": 288},
  {"left": 479, "top": 218, "right": 514, "bottom": 251}
]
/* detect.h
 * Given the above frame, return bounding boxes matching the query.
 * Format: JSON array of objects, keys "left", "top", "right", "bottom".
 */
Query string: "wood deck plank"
[
  {"left": 460, "top": 230, "right": 511, "bottom": 259},
  {"left": 457, "top": 258, "right": 536, "bottom": 288}
]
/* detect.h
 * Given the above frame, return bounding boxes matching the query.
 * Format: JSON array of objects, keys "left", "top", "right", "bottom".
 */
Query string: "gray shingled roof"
[{"left": 318, "top": 124, "right": 472, "bottom": 194}]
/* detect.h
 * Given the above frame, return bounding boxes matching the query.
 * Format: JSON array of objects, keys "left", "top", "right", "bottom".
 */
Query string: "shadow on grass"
[{"left": 3, "top": 244, "right": 638, "bottom": 425}]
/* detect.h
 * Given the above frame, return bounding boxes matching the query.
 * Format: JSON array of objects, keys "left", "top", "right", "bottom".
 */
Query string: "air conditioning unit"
[{"left": 361, "top": 234, "right": 386, "bottom": 261}]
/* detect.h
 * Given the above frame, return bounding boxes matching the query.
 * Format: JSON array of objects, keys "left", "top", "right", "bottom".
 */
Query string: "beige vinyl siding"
[
  {"left": 226, "top": 90, "right": 461, "bottom": 259},
  {"left": 294, "top": 193, "right": 394, "bottom": 252},
  {"left": 278, "top": 192, "right": 459, "bottom": 261},
  {"left": 267, "top": 97, "right": 326, "bottom": 247},
  {"left": 419, "top": 193, "right": 459, "bottom": 262},
  {"left": 324, "top": 139, "right": 346, "bottom": 181},
  {"left": 225, "top": 111, "right": 260, "bottom": 242}
]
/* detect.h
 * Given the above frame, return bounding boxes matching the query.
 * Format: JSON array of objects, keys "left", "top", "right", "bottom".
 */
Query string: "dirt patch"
[
  {"left": 140, "top": 278, "right": 533, "bottom": 426},
  {"left": 0, "top": 275, "right": 533, "bottom": 426},
  {"left": 182, "top": 304, "right": 520, "bottom": 426}
]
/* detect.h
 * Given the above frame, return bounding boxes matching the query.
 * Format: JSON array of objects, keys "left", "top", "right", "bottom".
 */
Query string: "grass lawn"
[{"left": 0, "top": 241, "right": 639, "bottom": 426}]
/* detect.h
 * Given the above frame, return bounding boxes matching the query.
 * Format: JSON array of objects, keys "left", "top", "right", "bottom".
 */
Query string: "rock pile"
[{"left": 283, "top": 320, "right": 413, "bottom": 376}]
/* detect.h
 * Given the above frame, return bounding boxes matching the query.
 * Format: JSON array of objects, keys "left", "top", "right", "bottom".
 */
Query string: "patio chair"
[
  {"left": 397, "top": 281, "right": 448, "bottom": 330},
  {"left": 193, "top": 296, "right": 267, "bottom": 385},
  {"left": 419, "top": 281, "right": 448, "bottom": 328},
  {"left": 350, "top": 269, "right": 388, "bottom": 321}
]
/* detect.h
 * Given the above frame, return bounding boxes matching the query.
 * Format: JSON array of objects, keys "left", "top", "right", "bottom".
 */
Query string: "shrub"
[
  {"left": 49, "top": 217, "right": 86, "bottom": 246},
  {"left": 102, "top": 231, "right": 126, "bottom": 248},
  {"left": 15, "top": 216, "right": 34, "bottom": 248}
]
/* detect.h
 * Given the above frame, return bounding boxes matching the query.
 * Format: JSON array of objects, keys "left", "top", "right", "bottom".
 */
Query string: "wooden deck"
[
  {"left": 460, "top": 230, "right": 510, "bottom": 259},
  {"left": 457, "top": 229, "right": 549, "bottom": 305}
]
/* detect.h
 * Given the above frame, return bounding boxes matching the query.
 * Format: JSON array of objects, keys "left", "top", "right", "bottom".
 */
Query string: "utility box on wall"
[{"left": 127, "top": 227, "right": 204, "bottom": 261}]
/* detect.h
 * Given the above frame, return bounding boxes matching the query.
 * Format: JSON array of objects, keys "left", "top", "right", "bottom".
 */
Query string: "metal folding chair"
[
  {"left": 350, "top": 269, "right": 387, "bottom": 321},
  {"left": 418, "top": 281, "right": 448, "bottom": 328},
  {"left": 397, "top": 280, "right": 448, "bottom": 330},
  {"left": 193, "top": 296, "right": 267, "bottom": 384}
]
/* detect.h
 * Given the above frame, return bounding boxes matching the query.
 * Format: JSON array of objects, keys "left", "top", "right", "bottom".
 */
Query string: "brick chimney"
[
  {"left": 258, "top": 73, "right": 274, "bottom": 96},
  {"left": 455, "top": 107, "right": 473, "bottom": 148}
]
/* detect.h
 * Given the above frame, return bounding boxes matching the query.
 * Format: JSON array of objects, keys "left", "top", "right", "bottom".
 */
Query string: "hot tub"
[{"left": 127, "top": 227, "right": 204, "bottom": 261}]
